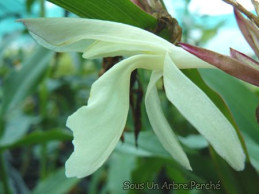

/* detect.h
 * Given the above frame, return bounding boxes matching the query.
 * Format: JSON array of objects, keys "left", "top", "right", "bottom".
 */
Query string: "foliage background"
[{"left": 0, "top": 0, "right": 258, "bottom": 194}]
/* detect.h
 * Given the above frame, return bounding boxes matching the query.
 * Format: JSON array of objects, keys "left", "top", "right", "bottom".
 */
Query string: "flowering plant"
[{"left": 19, "top": 17, "right": 245, "bottom": 178}]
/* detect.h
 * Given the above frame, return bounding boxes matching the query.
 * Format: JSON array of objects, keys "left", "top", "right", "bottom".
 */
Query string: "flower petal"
[
  {"left": 82, "top": 41, "right": 153, "bottom": 59},
  {"left": 65, "top": 54, "right": 162, "bottom": 178},
  {"left": 19, "top": 18, "right": 213, "bottom": 69},
  {"left": 170, "top": 46, "right": 213, "bottom": 69},
  {"left": 145, "top": 70, "right": 192, "bottom": 170},
  {"left": 163, "top": 53, "right": 245, "bottom": 171},
  {"left": 19, "top": 18, "right": 171, "bottom": 55}
]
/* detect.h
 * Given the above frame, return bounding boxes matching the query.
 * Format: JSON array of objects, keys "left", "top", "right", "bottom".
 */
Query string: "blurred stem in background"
[
  {"left": 223, "top": 0, "right": 259, "bottom": 26},
  {"left": 38, "top": 0, "right": 48, "bottom": 181},
  {"left": 39, "top": 0, "right": 45, "bottom": 17},
  {"left": 0, "top": 153, "right": 12, "bottom": 193}
]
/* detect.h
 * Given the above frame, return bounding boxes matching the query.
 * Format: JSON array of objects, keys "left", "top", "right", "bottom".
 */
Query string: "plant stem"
[
  {"left": 39, "top": 0, "right": 45, "bottom": 17},
  {"left": 39, "top": 143, "right": 47, "bottom": 180},
  {"left": 223, "top": 0, "right": 259, "bottom": 26},
  {"left": 0, "top": 153, "right": 12, "bottom": 193}
]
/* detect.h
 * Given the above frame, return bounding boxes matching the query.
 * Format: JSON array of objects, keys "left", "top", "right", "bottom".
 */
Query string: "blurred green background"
[{"left": 0, "top": 0, "right": 258, "bottom": 194}]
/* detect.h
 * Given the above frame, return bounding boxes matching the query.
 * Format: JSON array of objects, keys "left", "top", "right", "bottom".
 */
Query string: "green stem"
[
  {"left": 0, "top": 113, "right": 5, "bottom": 138},
  {"left": 39, "top": 0, "right": 45, "bottom": 17},
  {"left": 39, "top": 142, "right": 47, "bottom": 180},
  {"left": 0, "top": 153, "right": 12, "bottom": 193}
]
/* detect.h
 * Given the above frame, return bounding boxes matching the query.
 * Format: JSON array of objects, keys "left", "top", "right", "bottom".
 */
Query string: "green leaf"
[
  {"left": 115, "top": 131, "right": 170, "bottom": 158},
  {"left": 130, "top": 158, "right": 164, "bottom": 193},
  {"left": 0, "top": 32, "right": 19, "bottom": 59},
  {"left": 0, "top": 129, "right": 72, "bottom": 151},
  {"left": 199, "top": 69, "right": 259, "bottom": 170},
  {"left": 32, "top": 168, "right": 79, "bottom": 194},
  {"left": 209, "top": 147, "right": 241, "bottom": 194},
  {"left": 242, "top": 133, "right": 259, "bottom": 171},
  {"left": 1, "top": 46, "right": 54, "bottom": 115},
  {"left": 0, "top": 182, "right": 3, "bottom": 193},
  {"left": 178, "top": 134, "right": 208, "bottom": 149},
  {"left": 0, "top": 113, "right": 39, "bottom": 146},
  {"left": 107, "top": 152, "right": 136, "bottom": 194},
  {"left": 47, "top": 0, "right": 157, "bottom": 29}
]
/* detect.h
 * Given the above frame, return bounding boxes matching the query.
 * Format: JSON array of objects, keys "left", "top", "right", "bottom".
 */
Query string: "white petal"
[
  {"left": 145, "top": 70, "right": 192, "bottom": 170},
  {"left": 163, "top": 53, "right": 245, "bottom": 171},
  {"left": 65, "top": 54, "right": 163, "bottom": 178},
  {"left": 82, "top": 41, "right": 154, "bottom": 59},
  {"left": 169, "top": 47, "right": 213, "bottom": 69},
  {"left": 19, "top": 18, "right": 171, "bottom": 56},
  {"left": 20, "top": 18, "right": 213, "bottom": 69}
]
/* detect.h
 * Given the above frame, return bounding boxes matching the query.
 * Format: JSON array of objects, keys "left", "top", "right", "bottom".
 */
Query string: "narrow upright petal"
[
  {"left": 163, "top": 53, "right": 245, "bottom": 171},
  {"left": 145, "top": 70, "right": 191, "bottom": 170},
  {"left": 66, "top": 54, "right": 162, "bottom": 178}
]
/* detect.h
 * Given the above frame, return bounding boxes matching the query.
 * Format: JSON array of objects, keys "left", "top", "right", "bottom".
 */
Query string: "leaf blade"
[
  {"left": 1, "top": 46, "right": 54, "bottom": 115},
  {"left": 47, "top": 0, "right": 157, "bottom": 29}
]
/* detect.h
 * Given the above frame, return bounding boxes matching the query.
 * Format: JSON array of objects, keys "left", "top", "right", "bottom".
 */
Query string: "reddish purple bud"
[
  {"left": 179, "top": 43, "right": 259, "bottom": 86},
  {"left": 234, "top": 8, "right": 259, "bottom": 58},
  {"left": 230, "top": 48, "right": 259, "bottom": 69}
]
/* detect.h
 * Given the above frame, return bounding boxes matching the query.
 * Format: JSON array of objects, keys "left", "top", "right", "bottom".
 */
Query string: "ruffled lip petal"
[
  {"left": 65, "top": 68, "right": 131, "bottom": 177},
  {"left": 65, "top": 54, "right": 164, "bottom": 178}
]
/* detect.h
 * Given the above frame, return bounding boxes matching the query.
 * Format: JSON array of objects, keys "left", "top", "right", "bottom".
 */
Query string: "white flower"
[{"left": 20, "top": 18, "right": 245, "bottom": 178}]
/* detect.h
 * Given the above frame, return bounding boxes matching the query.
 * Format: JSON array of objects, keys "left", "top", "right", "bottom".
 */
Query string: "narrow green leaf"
[
  {"left": 0, "top": 32, "right": 19, "bottom": 58},
  {"left": 0, "top": 129, "right": 72, "bottom": 151},
  {"left": 107, "top": 152, "right": 136, "bottom": 194},
  {"left": 178, "top": 134, "right": 208, "bottom": 149},
  {"left": 242, "top": 133, "right": 259, "bottom": 171},
  {"left": 115, "top": 131, "right": 170, "bottom": 159},
  {"left": 1, "top": 46, "right": 54, "bottom": 115},
  {"left": 209, "top": 147, "right": 241, "bottom": 194},
  {"left": 47, "top": 0, "right": 157, "bottom": 29},
  {"left": 32, "top": 168, "right": 79, "bottom": 194},
  {"left": 0, "top": 113, "right": 39, "bottom": 146}
]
